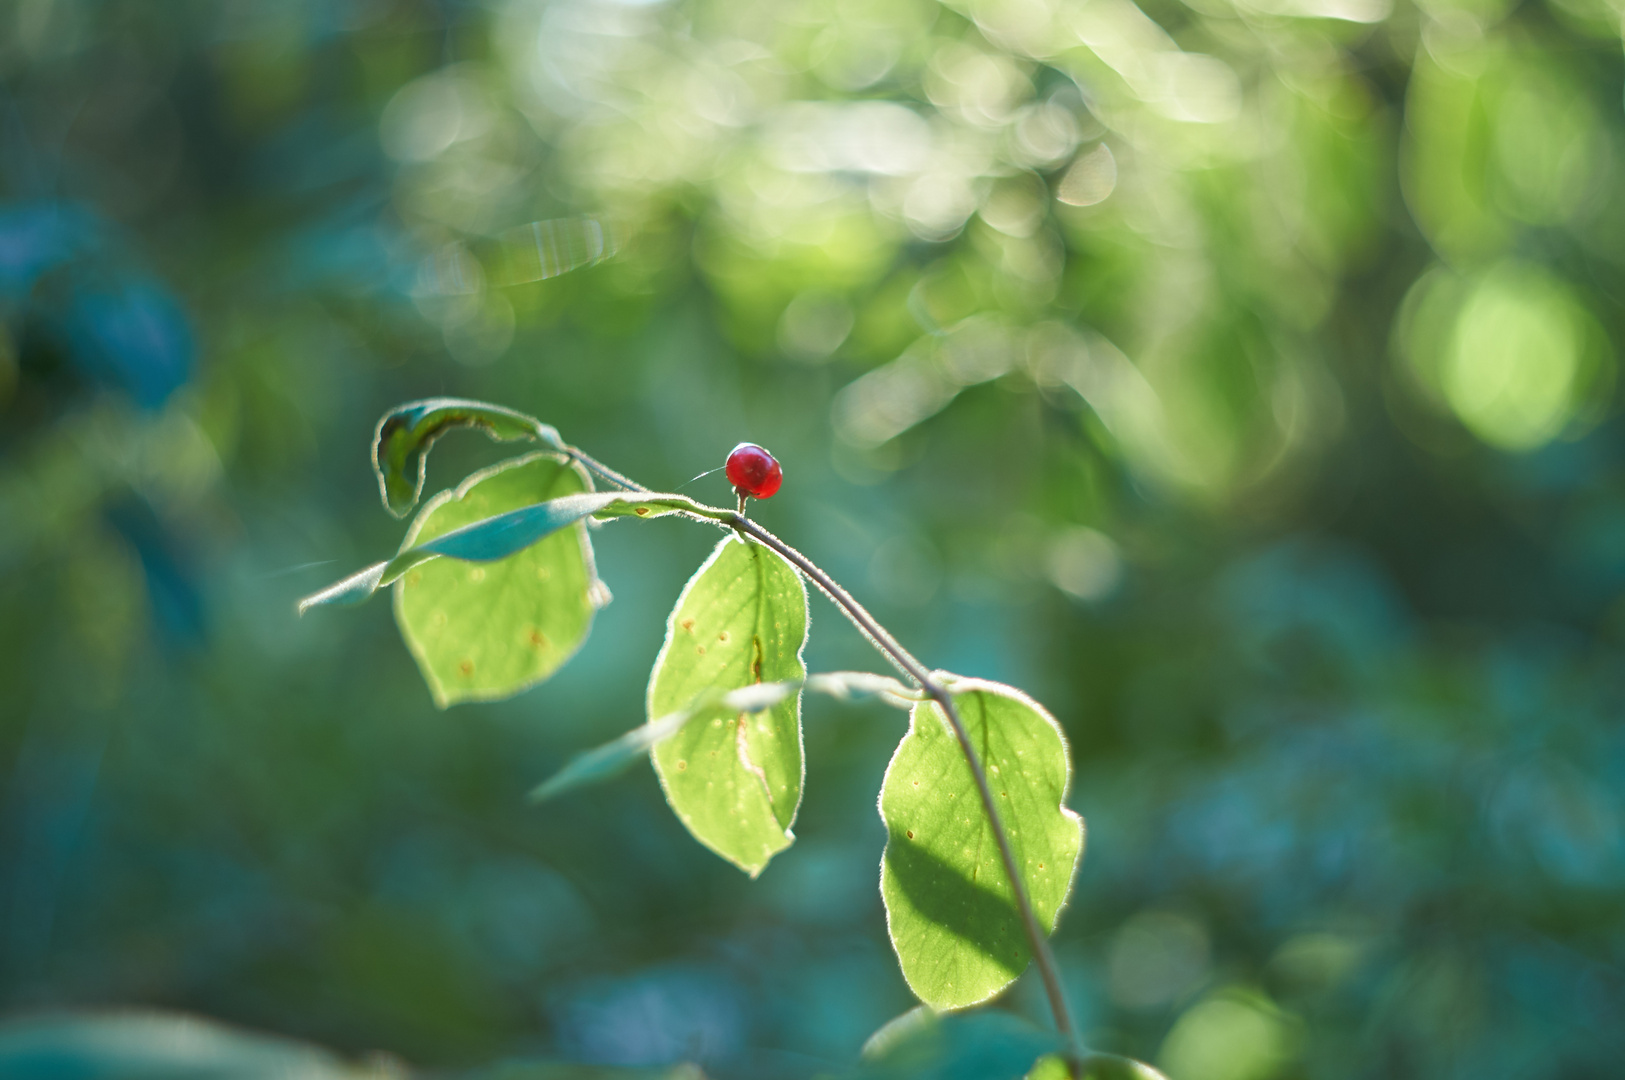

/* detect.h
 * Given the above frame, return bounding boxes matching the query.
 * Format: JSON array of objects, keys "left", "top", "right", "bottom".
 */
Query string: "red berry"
[{"left": 725, "top": 442, "right": 783, "bottom": 500}]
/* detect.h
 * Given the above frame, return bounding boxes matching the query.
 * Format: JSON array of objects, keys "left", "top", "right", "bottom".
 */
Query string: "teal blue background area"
[{"left": 1, "top": 2, "right": 1623, "bottom": 1077}]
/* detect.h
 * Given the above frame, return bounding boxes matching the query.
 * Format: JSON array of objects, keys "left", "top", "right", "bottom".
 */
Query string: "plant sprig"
[{"left": 301, "top": 399, "right": 1161, "bottom": 1079}]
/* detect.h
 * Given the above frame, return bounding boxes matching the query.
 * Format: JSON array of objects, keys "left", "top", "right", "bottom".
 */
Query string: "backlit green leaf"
[
  {"left": 394, "top": 453, "right": 601, "bottom": 708},
  {"left": 647, "top": 535, "right": 809, "bottom": 877},
  {"left": 880, "top": 678, "right": 1084, "bottom": 1010},
  {"left": 373, "top": 397, "right": 559, "bottom": 517}
]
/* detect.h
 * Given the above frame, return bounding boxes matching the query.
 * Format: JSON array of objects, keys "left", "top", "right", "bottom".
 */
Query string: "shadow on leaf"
[{"left": 885, "top": 833, "right": 1026, "bottom": 980}]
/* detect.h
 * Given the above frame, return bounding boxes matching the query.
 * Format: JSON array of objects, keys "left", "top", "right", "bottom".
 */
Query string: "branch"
[{"left": 567, "top": 445, "right": 1085, "bottom": 1069}]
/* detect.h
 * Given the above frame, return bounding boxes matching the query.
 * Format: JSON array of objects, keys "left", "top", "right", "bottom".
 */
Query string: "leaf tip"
[{"left": 296, "top": 561, "right": 388, "bottom": 613}]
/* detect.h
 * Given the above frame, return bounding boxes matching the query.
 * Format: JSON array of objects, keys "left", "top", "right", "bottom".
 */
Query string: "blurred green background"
[{"left": 2, "top": 0, "right": 1623, "bottom": 1076}]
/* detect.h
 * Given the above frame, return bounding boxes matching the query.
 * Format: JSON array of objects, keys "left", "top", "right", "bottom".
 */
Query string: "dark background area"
[{"left": 1, "top": 0, "right": 1623, "bottom": 1077}]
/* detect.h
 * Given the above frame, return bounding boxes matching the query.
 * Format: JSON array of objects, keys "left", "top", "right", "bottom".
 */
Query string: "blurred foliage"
[
  {"left": 0, "top": 1009, "right": 703, "bottom": 1079},
  {"left": 1, "top": 0, "right": 1624, "bottom": 1077}
]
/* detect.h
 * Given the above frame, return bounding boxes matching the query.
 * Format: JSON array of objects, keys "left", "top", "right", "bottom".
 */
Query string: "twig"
[
  {"left": 563, "top": 447, "right": 644, "bottom": 493},
  {"left": 567, "top": 444, "right": 1085, "bottom": 1069}
]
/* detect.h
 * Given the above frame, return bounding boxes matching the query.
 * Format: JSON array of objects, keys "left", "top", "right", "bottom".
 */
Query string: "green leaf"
[
  {"left": 528, "top": 680, "right": 801, "bottom": 803},
  {"left": 856, "top": 1006, "right": 1062, "bottom": 1080},
  {"left": 297, "top": 492, "right": 730, "bottom": 613},
  {"left": 879, "top": 678, "right": 1085, "bottom": 1010},
  {"left": 393, "top": 453, "right": 603, "bottom": 707},
  {"left": 647, "top": 535, "right": 809, "bottom": 877},
  {"left": 373, "top": 397, "right": 559, "bottom": 517}
]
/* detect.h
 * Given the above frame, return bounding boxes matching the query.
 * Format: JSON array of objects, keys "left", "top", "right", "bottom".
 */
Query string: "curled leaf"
[{"left": 372, "top": 398, "right": 559, "bottom": 517}]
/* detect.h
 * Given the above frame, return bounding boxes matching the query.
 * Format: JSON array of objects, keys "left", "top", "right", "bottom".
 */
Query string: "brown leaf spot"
[
  {"left": 680, "top": 618, "right": 696, "bottom": 632},
  {"left": 458, "top": 659, "right": 474, "bottom": 677},
  {"left": 676, "top": 760, "right": 688, "bottom": 771},
  {"left": 528, "top": 629, "right": 549, "bottom": 649},
  {"left": 1037, "top": 861, "right": 1046, "bottom": 870},
  {"left": 696, "top": 645, "right": 707, "bottom": 656},
  {"left": 634, "top": 506, "right": 650, "bottom": 516},
  {"left": 906, "top": 830, "right": 915, "bottom": 839},
  {"left": 718, "top": 630, "right": 730, "bottom": 644}
]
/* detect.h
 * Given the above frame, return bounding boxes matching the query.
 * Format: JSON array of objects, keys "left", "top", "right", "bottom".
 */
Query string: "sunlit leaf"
[
  {"left": 880, "top": 678, "right": 1084, "bottom": 1010},
  {"left": 647, "top": 535, "right": 809, "bottom": 877},
  {"left": 394, "top": 453, "right": 602, "bottom": 708},
  {"left": 372, "top": 398, "right": 560, "bottom": 517}
]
